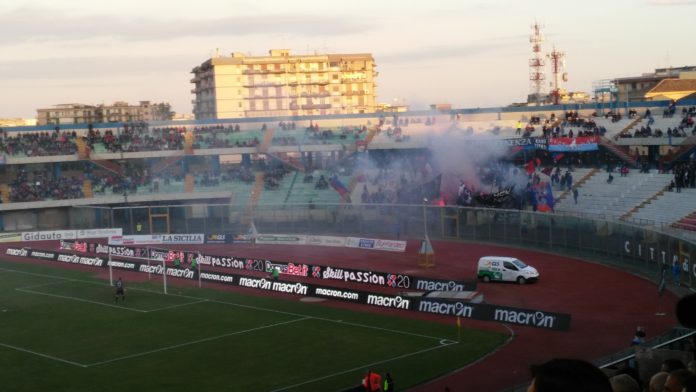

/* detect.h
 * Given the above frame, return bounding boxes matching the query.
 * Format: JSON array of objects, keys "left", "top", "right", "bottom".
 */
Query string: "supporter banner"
[
  {"left": 22, "top": 230, "right": 77, "bottom": 241},
  {"left": 416, "top": 298, "right": 571, "bottom": 331},
  {"left": 0, "top": 232, "right": 23, "bottom": 243},
  {"left": 77, "top": 228, "right": 123, "bottom": 239},
  {"left": 504, "top": 137, "right": 548, "bottom": 151},
  {"left": 6, "top": 247, "right": 569, "bottom": 330},
  {"left": 345, "top": 237, "right": 407, "bottom": 252},
  {"left": 548, "top": 136, "right": 598, "bottom": 152}
]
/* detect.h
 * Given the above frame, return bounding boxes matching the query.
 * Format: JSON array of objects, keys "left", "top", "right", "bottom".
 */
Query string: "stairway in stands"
[
  {"left": 599, "top": 137, "right": 640, "bottom": 168},
  {"left": 257, "top": 126, "right": 275, "bottom": 154},
  {"left": 0, "top": 183, "right": 10, "bottom": 203},
  {"left": 75, "top": 137, "right": 89, "bottom": 159},
  {"left": 82, "top": 180, "right": 93, "bottom": 198},
  {"left": 672, "top": 210, "right": 696, "bottom": 232},
  {"left": 184, "top": 174, "right": 194, "bottom": 193},
  {"left": 91, "top": 159, "right": 123, "bottom": 175},
  {"left": 151, "top": 152, "right": 186, "bottom": 174}
]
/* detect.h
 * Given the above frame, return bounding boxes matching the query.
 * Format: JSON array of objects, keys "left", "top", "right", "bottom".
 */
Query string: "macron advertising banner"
[
  {"left": 59, "top": 240, "right": 478, "bottom": 292},
  {"left": 6, "top": 246, "right": 571, "bottom": 331}
]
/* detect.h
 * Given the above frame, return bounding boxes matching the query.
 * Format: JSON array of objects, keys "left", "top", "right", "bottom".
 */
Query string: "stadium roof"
[{"left": 645, "top": 78, "right": 696, "bottom": 101}]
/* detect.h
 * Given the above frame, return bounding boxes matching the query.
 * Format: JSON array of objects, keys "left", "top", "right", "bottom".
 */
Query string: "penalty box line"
[
  {"left": 15, "top": 287, "right": 149, "bottom": 313},
  {"left": 15, "top": 287, "right": 208, "bottom": 314},
  {"left": 0, "top": 316, "right": 310, "bottom": 369},
  {"left": 269, "top": 340, "right": 458, "bottom": 392},
  {"left": 85, "top": 316, "right": 311, "bottom": 367},
  {"left": 0, "top": 341, "right": 88, "bottom": 368}
]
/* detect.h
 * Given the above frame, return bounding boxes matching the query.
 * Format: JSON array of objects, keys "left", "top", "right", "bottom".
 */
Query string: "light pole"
[{"left": 422, "top": 197, "right": 428, "bottom": 239}]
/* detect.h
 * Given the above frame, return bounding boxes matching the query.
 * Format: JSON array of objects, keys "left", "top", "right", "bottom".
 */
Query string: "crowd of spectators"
[
  {"left": 0, "top": 130, "right": 78, "bottom": 157},
  {"left": 190, "top": 124, "right": 260, "bottom": 149},
  {"left": 8, "top": 167, "right": 84, "bottom": 202},
  {"left": 620, "top": 107, "right": 696, "bottom": 139},
  {"left": 85, "top": 122, "right": 184, "bottom": 153},
  {"left": 669, "top": 161, "right": 696, "bottom": 192},
  {"left": 262, "top": 161, "right": 290, "bottom": 190}
]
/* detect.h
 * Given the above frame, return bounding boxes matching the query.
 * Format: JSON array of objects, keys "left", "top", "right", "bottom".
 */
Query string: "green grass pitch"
[{"left": 0, "top": 260, "right": 508, "bottom": 392}]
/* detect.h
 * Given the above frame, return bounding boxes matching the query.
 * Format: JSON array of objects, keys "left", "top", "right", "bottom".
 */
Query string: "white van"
[{"left": 477, "top": 256, "right": 539, "bottom": 284}]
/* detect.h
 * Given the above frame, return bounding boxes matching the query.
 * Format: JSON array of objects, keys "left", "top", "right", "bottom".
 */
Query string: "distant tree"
[{"left": 151, "top": 103, "right": 175, "bottom": 121}]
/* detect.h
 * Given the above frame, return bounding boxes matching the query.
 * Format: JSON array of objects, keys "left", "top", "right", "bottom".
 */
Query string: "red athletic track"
[{"left": 0, "top": 240, "right": 680, "bottom": 392}]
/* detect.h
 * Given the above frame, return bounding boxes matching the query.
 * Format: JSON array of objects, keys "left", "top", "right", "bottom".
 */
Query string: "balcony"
[
  {"left": 243, "top": 81, "right": 285, "bottom": 87},
  {"left": 301, "top": 103, "right": 332, "bottom": 110},
  {"left": 242, "top": 69, "right": 285, "bottom": 75},
  {"left": 300, "top": 91, "right": 330, "bottom": 98}
]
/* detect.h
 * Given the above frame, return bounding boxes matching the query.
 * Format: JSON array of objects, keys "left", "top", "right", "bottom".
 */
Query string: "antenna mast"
[
  {"left": 529, "top": 22, "right": 546, "bottom": 106},
  {"left": 547, "top": 45, "right": 567, "bottom": 105}
]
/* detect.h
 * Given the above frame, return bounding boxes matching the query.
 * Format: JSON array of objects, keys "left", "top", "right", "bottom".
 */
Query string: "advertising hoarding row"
[{"left": 6, "top": 246, "right": 571, "bottom": 330}]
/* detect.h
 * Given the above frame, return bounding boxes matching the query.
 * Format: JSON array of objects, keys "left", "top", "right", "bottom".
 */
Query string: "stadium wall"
[{"left": 48, "top": 203, "right": 695, "bottom": 291}]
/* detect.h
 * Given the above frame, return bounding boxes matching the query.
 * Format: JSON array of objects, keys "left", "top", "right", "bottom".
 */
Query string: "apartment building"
[
  {"left": 37, "top": 101, "right": 156, "bottom": 126},
  {"left": 614, "top": 66, "right": 696, "bottom": 102},
  {"left": 190, "top": 49, "right": 377, "bottom": 119}
]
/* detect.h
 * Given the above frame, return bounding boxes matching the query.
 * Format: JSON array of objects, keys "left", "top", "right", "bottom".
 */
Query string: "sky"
[{"left": 1, "top": 0, "right": 695, "bottom": 118}]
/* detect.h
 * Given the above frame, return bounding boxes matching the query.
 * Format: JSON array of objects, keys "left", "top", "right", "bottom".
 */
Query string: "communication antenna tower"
[
  {"left": 547, "top": 45, "right": 567, "bottom": 105},
  {"left": 529, "top": 22, "right": 546, "bottom": 106}
]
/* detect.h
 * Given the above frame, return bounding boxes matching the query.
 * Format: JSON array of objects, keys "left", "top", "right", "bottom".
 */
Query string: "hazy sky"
[{"left": 1, "top": 0, "right": 695, "bottom": 118}]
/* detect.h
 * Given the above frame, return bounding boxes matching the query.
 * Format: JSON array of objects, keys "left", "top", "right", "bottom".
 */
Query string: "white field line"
[
  {"left": 15, "top": 288, "right": 148, "bottom": 313},
  {"left": 269, "top": 340, "right": 458, "bottom": 392},
  {"left": 146, "top": 299, "right": 208, "bottom": 312},
  {"left": 86, "top": 317, "right": 311, "bottom": 367},
  {"left": 2, "top": 266, "right": 454, "bottom": 341},
  {"left": 0, "top": 342, "right": 87, "bottom": 368},
  {"left": 17, "top": 279, "right": 77, "bottom": 290}
]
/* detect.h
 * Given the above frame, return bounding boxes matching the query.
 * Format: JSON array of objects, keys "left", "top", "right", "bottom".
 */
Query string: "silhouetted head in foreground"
[{"left": 527, "top": 358, "right": 612, "bottom": 392}]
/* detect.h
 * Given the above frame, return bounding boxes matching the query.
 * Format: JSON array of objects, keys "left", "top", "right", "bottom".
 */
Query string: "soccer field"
[{"left": 0, "top": 260, "right": 508, "bottom": 392}]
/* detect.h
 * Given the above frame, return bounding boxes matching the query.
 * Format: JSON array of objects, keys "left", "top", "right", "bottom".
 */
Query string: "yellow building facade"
[
  {"left": 36, "top": 101, "right": 154, "bottom": 126},
  {"left": 190, "top": 49, "right": 377, "bottom": 119}
]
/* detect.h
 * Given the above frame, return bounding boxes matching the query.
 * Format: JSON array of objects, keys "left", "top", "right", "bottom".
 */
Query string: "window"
[{"left": 503, "top": 262, "right": 518, "bottom": 271}]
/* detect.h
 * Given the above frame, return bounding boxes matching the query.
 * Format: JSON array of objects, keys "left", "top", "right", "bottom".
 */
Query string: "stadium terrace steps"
[
  {"left": 660, "top": 135, "right": 696, "bottom": 164},
  {"left": 90, "top": 159, "right": 123, "bottom": 175},
  {"left": 672, "top": 211, "right": 696, "bottom": 232},
  {"left": 599, "top": 137, "right": 640, "bottom": 168},
  {"left": 555, "top": 170, "right": 673, "bottom": 219},
  {"left": 150, "top": 152, "right": 186, "bottom": 174},
  {"left": 627, "top": 188, "right": 696, "bottom": 227},
  {"left": 591, "top": 117, "right": 634, "bottom": 140},
  {"left": 613, "top": 116, "right": 643, "bottom": 140},
  {"left": 549, "top": 168, "right": 596, "bottom": 202}
]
